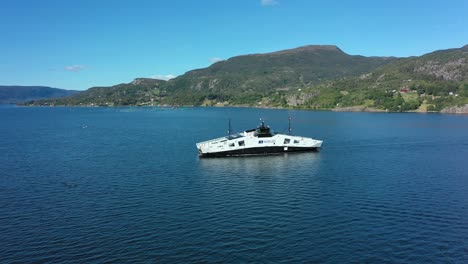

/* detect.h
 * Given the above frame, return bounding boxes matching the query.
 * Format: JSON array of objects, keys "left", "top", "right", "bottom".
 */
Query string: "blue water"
[{"left": 1, "top": 106, "right": 468, "bottom": 263}]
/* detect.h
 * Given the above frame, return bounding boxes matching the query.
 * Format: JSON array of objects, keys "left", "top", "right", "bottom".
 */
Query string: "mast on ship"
[
  {"left": 288, "top": 116, "right": 292, "bottom": 135},
  {"left": 228, "top": 118, "right": 233, "bottom": 138}
]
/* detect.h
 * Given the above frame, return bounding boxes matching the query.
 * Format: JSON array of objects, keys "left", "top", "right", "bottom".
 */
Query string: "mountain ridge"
[
  {"left": 24, "top": 44, "right": 468, "bottom": 112},
  {"left": 0, "top": 86, "right": 78, "bottom": 104},
  {"left": 164, "top": 44, "right": 396, "bottom": 105},
  {"left": 250, "top": 45, "right": 343, "bottom": 56}
]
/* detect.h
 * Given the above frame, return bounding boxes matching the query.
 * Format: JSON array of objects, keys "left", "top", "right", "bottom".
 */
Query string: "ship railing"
[{"left": 197, "top": 133, "right": 244, "bottom": 145}]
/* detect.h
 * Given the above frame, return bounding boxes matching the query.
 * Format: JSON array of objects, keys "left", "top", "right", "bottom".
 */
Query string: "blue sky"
[{"left": 1, "top": 0, "right": 467, "bottom": 90}]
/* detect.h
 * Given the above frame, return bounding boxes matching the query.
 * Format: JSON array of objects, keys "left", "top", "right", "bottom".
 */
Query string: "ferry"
[{"left": 196, "top": 118, "right": 323, "bottom": 157}]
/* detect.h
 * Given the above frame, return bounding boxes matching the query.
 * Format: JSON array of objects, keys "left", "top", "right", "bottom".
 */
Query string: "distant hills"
[
  {"left": 41, "top": 78, "right": 167, "bottom": 106},
  {"left": 0, "top": 86, "right": 78, "bottom": 104},
  {"left": 24, "top": 45, "right": 468, "bottom": 112},
  {"left": 164, "top": 45, "right": 395, "bottom": 105},
  {"left": 302, "top": 45, "right": 468, "bottom": 112}
]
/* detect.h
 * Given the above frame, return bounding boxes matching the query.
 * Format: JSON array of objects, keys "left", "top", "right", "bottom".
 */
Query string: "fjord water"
[{"left": 1, "top": 106, "right": 467, "bottom": 263}]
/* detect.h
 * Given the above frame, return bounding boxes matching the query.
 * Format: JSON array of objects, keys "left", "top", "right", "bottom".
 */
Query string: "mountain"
[
  {"left": 28, "top": 45, "right": 395, "bottom": 106},
  {"left": 25, "top": 44, "right": 468, "bottom": 112},
  {"left": 28, "top": 78, "right": 166, "bottom": 106},
  {"left": 0, "top": 86, "right": 78, "bottom": 104},
  {"left": 299, "top": 45, "right": 468, "bottom": 111},
  {"left": 164, "top": 45, "right": 395, "bottom": 105}
]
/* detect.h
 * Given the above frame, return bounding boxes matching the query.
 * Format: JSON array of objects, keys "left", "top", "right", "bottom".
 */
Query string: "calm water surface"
[{"left": 1, "top": 106, "right": 467, "bottom": 263}]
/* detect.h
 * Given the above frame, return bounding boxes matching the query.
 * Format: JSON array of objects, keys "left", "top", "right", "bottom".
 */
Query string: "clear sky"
[{"left": 1, "top": 0, "right": 467, "bottom": 90}]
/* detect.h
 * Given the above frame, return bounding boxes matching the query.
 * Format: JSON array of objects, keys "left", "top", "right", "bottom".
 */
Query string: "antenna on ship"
[
  {"left": 260, "top": 117, "right": 265, "bottom": 128},
  {"left": 288, "top": 116, "right": 292, "bottom": 135},
  {"left": 228, "top": 118, "right": 233, "bottom": 138}
]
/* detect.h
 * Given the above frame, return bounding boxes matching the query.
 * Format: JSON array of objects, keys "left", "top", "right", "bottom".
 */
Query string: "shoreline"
[{"left": 15, "top": 103, "right": 468, "bottom": 114}]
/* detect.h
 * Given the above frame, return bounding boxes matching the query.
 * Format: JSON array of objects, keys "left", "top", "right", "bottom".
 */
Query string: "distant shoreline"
[{"left": 15, "top": 103, "right": 468, "bottom": 114}]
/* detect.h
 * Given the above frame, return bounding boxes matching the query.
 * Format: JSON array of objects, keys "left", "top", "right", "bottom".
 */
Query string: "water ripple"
[{"left": 1, "top": 107, "right": 468, "bottom": 263}]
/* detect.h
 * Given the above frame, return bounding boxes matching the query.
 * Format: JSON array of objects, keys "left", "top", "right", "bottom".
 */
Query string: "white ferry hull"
[
  {"left": 196, "top": 133, "right": 322, "bottom": 158},
  {"left": 198, "top": 145, "right": 320, "bottom": 157}
]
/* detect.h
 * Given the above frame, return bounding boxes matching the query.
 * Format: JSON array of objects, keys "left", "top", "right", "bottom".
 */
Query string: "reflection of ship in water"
[
  {"left": 196, "top": 118, "right": 323, "bottom": 157},
  {"left": 198, "top": 152, "right": 322, "bottom": 180}
]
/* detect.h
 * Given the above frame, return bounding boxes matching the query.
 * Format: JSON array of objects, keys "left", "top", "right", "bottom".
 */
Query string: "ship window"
[
  {"left": 284, "top": 138, "right": 290, "bottom": 144},
  {"left": 294, "top": 140, "right": 299, "bottom": 144},
  {"left": 229, "top": 143, "right": 235, "bottom": 147},
  {"left": 238, "top": 140, "right": 245, "bottom": 146}
]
